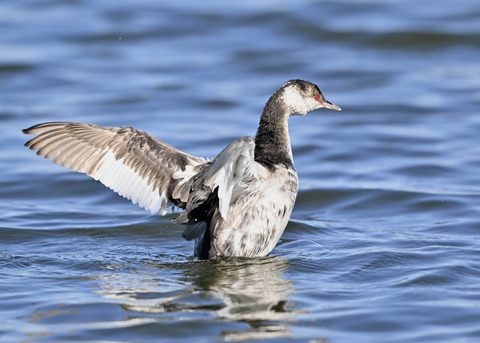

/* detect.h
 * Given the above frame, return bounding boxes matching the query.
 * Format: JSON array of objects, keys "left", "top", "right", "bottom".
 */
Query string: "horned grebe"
[{"left": 23, "top": 79, "right": 341, "bottom": 259}]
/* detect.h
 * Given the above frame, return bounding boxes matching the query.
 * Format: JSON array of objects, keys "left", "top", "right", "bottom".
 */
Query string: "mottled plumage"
[{"left": 23, "top": 79, "right": 341, "bottom": 259}]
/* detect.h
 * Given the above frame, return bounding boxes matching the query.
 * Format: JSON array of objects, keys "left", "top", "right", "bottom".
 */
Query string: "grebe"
[{"left": 23, "top": 79, "right": 341, "bottom": 259}]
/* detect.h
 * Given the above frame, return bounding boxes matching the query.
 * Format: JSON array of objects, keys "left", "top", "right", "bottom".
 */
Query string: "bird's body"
[{"left": 23, "top": 79, "right": 341, "bottom": 259}]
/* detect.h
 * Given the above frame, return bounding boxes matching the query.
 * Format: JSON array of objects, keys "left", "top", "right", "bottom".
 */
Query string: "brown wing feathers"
[{"left": 23, "top": 122, "right": 206, "bottom": 214}]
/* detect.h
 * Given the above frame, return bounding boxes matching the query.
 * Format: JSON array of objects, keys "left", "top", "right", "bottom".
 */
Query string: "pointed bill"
[{"left": 322, "top": 100, "right": 342, "bottom": 111}]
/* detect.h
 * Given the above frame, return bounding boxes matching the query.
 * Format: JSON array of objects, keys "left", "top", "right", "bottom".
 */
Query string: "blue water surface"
[{"left": 1, "top": 1, "right": 480, "bottom": 342}]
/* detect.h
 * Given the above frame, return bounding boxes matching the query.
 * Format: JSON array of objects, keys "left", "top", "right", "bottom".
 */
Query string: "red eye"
[{"left": 314, "top": 95, "right": 319, "bottom": 101}]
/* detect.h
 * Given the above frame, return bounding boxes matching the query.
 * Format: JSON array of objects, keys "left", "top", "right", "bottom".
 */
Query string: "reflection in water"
[
  {"left": 190, "top": 257, "right": 297, "bottom": 341},
  {"left": 93, "top": 256, "right": 298, "bottom": 341}
]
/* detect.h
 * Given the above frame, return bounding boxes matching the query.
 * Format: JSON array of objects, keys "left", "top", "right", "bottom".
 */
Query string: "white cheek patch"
[{"left": 281, "top": 87, "right": 321, "bottom": 115}]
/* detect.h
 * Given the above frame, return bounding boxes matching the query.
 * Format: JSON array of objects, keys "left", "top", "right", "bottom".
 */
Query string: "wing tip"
[{"left": 22, "top": 122, "right": 74, "bottom": 135}]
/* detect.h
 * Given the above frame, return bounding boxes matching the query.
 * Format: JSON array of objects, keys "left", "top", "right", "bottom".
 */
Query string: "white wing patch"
[{"left": 86, "top": 150, "right": 167, "bottom": 214}]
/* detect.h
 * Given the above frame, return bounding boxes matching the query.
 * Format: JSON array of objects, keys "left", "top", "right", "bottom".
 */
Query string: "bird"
[{"left": 23, "top": 79, "right": 341, "bottom": 259}]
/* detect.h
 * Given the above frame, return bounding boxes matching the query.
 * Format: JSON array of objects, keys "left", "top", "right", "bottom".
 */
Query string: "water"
[{"left": 1, "top": 1, "right": 480, "bottom": 342}]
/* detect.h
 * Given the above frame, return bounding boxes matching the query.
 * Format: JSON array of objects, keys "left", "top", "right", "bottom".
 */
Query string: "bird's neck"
[{"left": 254, "top": 96, "right": 295, "bottom": 170}]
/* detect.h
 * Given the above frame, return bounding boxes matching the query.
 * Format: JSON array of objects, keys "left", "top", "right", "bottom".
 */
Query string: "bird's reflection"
[
  {"left": 94, "top": 255, "right": 299, "bottom": 341},
  {"left": 188, "top": 256, "right": 296, "bottom": 340}
]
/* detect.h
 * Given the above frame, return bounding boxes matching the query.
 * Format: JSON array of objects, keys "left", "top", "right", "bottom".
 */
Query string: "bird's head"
[{"left": 280, "top": 79, "right": 342, "bottom": 116}]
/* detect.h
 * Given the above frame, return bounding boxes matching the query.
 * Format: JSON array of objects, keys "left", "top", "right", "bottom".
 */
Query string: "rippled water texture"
[{"left": 1, "top": 1, "right": 480, "bottom": 342}]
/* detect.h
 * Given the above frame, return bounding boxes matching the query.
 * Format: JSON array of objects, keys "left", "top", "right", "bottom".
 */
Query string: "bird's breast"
[{"left": 209, "top": 167, "right": 298, "bottom": 258}]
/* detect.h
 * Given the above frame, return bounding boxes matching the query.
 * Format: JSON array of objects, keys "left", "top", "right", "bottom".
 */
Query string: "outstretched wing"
[{"left": 23, "top": 122, "right": 207, "bottom": 215}]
